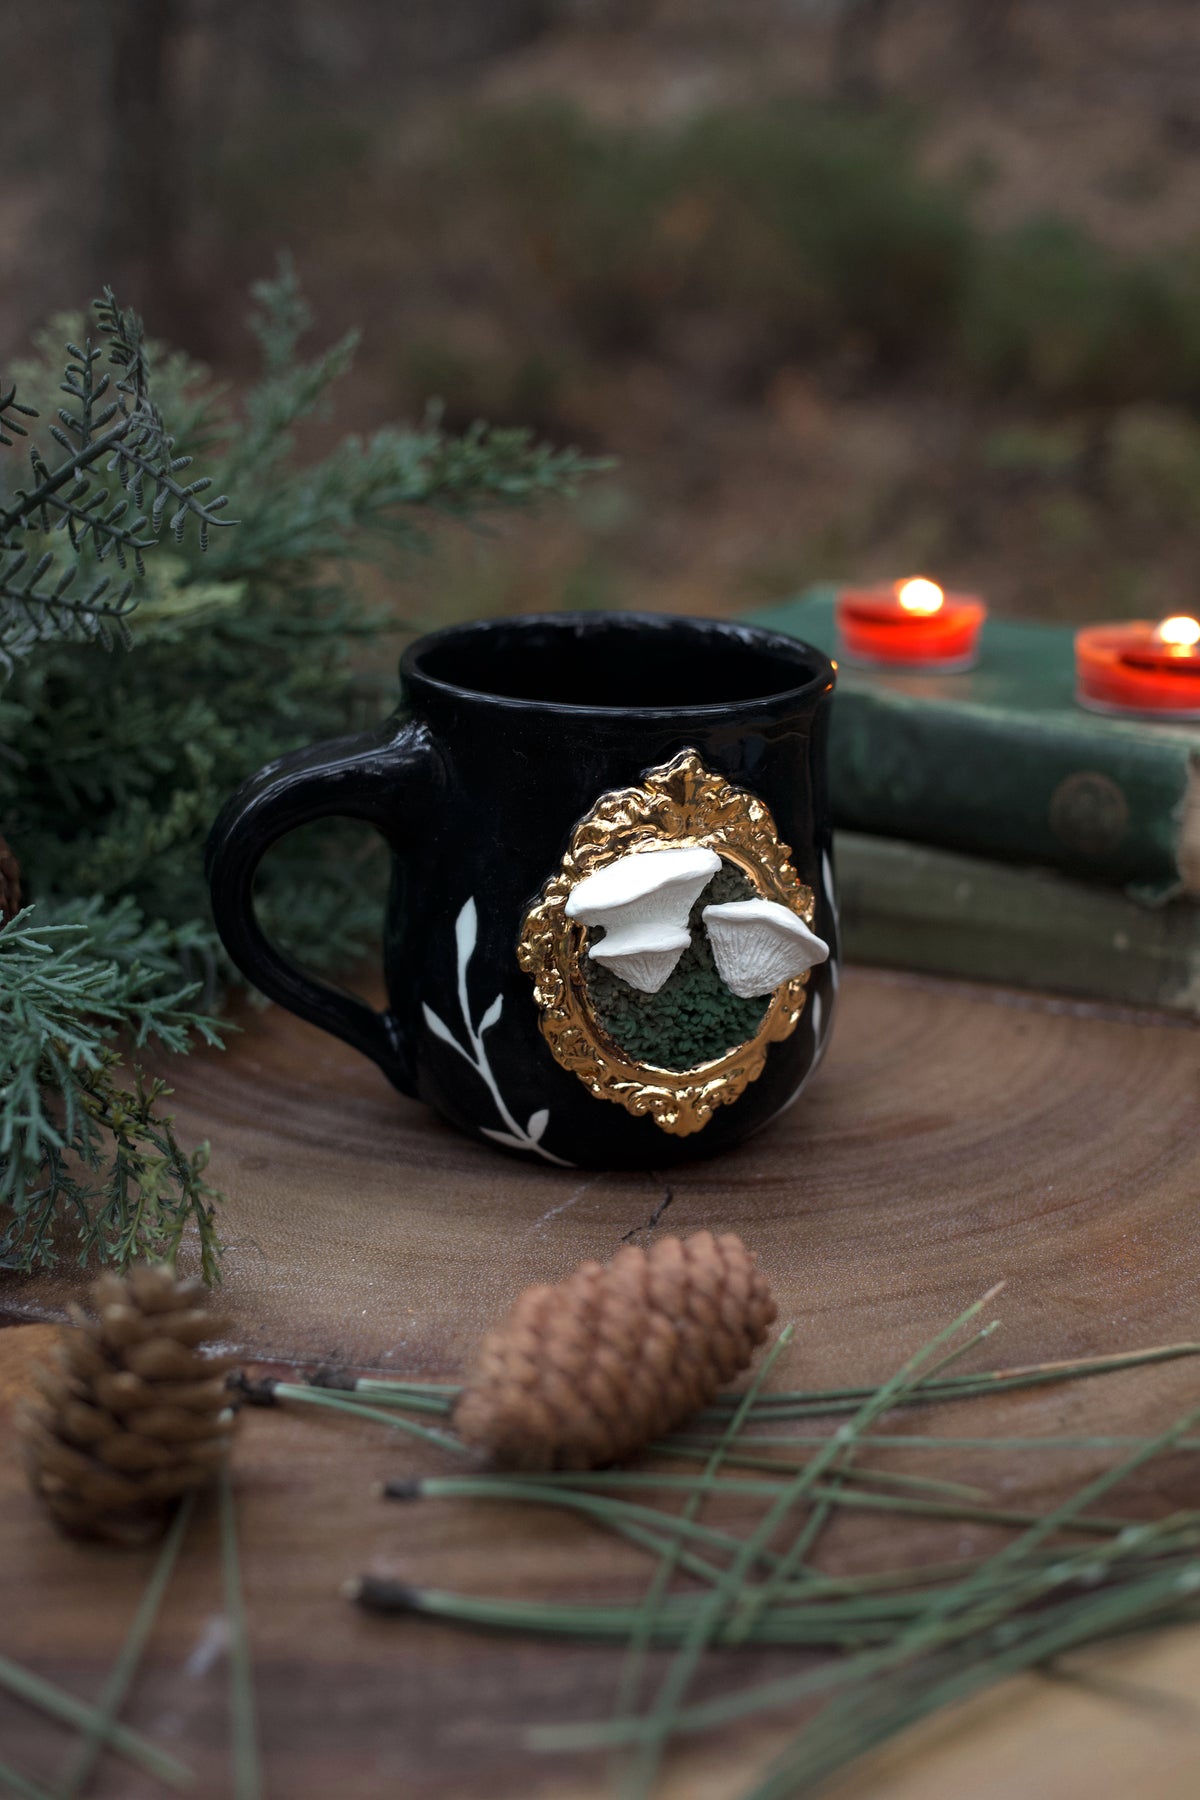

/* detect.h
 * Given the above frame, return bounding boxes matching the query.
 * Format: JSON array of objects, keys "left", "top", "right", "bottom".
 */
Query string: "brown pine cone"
[
  {"left": 0, "top": 831, "right": 20, "bottom": 923},
  {"left": 453, "top": 1230, "right": 776, "bottom": 1472},
  {"left": 21, "top": 1263, "right": 238, "bottom": 1545}
]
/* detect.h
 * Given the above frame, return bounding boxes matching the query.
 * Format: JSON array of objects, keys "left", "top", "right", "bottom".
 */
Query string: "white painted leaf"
[
  {"left": 422, "top": 1003, "right": 459, "bottom": 1049},
  {"left": 455, "top": 897, "right": 478, "bottom": 971},
  {"left": 480, "top": 1127, "right": 527, "bottom": 1150},
  {"left": 479, "top": 994, "right": 503, "bottom": 1034},
  {"left": 822, "top": 850, "right": 840, "bottom": 925},
  {"left": 526, "top": 1108, "right": 549, "bottom": 1143}
]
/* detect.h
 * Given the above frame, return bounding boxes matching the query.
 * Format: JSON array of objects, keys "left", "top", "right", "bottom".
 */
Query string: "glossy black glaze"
[{"left": 205, "top": 612, "right": 838, "bottom": 1168}]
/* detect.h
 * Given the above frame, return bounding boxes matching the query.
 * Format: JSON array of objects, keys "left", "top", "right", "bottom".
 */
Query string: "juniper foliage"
[
  {"left": 0, "top": 905, "right": 224, "bottom": 1278},
  {"left": 0, "top": 288, "right": 231, "bottom": 675},
  {"left": 1, "top": 265, "right": 594, "bottom": 1275}
]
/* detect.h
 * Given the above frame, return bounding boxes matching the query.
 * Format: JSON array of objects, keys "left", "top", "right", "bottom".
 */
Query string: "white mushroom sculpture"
[
  {"left": 566, "top": 845, "right": 721, "bottom": 994},
  {"left": 702, "top": 898, "right": 829, "bottom": 999}
]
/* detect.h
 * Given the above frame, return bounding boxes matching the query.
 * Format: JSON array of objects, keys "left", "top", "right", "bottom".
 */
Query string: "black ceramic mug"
[{"left": 205, "top": 612, "right": 838, "bottom": 1168}]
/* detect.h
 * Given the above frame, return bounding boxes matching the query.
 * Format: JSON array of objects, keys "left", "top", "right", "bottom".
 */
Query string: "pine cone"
[
  {"left": 22, "top": 1263, "right": 238, "bottom": 1545},
  {"left": 453, "top": 1231, "right": 776, "bottom": 1472},
  {"left": 0, "top": 831, "right": 20, "bottom": 923}
]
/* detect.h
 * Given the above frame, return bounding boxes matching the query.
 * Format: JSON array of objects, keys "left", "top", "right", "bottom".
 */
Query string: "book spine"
[
  {"left": 830, "top": 688, "right": 1198, "bottom": 898},
  {"left": 836, "top": 832, "right": 1200, "bottom": 1017}
]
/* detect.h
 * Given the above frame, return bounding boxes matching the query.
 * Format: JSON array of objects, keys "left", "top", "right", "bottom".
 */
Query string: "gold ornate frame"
[{"left": 517, "top": 749, "right": 816, "bottom": 1136}]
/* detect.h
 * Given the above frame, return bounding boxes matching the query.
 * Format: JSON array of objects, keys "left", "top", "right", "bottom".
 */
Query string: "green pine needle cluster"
[
  {"left": 1, "top": 261, "right": 596, "bottom": 1277},
  {"left": 323, "top": 1310, "right": 1200, "bottom": 1800}
]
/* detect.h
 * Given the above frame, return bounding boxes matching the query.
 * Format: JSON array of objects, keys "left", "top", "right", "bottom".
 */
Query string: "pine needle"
[
  {"left": 384, "top": 1481, "right": 733, "bottom": 1586},
  {"left": 336, "top": 1387, "right": 452, "bottom": 1416},
  {"left": 271, "top": 1381, "right": 468, "bottom": 1454},
  {"left": 218, "top": 1465, "right": 260, "bottom": 1800},
  {"left": 594, "top": 1421, "right": 1200, "bottom": 1759},
  {"left": 351, "top": 1582, "right": 903, "bottom": 1644},
  {"left": 353, "top": 1378, "right": 458, "bottom": 1413},
  {"left": 534, "top": 1456, "right": 988, "bottom": 1504},
  {"left": 612, "top": 1325, "right": 797, "bottom": 1798},
  {"left": 697, "top": 1339, "right": 1200, "bottom": 1421},
  {"left": 276, "top": 1334, "right": 1200, "bottom": 1430},
  {"left": 528, "top": 1529, "right": 1200, "bottom": 1752},
  {"left": 608, "top": 1294, "right": 999, "bottom": 1792},
  {"left": 666, "top": 1431, "right": 1200, "bottom": 1454},
  {"left": 0, "top": 1654, "right": 190, "bottom": 1790},
  {"left": 330, "top": 1309, "right": 1200, "bottom": 1795},
  {"left": 743, "top": 1556, "right": 1200, "bottom": 1800},
  {"left": 54, "top": 1493, "right": 195, "bottom": 1800},
  {"left": 395, "top": 1476, "right": 788, "bottom": 1569},
  {"left": 0, "top": 1764, "right": 52, "bottom": 1800}
]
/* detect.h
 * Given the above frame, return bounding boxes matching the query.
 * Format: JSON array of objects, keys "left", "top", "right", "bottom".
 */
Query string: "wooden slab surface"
[{"left": 2, "top": 967, "right": 1199, "bottom": 1798}]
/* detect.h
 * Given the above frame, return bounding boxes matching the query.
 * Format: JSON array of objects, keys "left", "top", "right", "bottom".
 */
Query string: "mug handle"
[{"left": 204, "top": 717, "right": 438, "bottom": 1095}]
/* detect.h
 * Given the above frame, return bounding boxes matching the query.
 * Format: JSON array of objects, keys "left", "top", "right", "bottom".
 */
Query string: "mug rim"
[{"left": 399, "top": 609, "right": 836, "bottom": 719}]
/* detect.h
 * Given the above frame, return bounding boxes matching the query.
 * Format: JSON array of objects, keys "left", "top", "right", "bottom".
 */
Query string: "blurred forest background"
[{"left": 6, "top": 0, "right": 1200, "bottom": 628}]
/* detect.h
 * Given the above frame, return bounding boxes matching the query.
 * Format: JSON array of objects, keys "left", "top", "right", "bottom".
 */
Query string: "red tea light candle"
[
  {"left": 1075, "top": 615, "right": 1200, "bottom": 720},
  {"left": 836, "top": 578, "right": 987, "bottom": 672}
]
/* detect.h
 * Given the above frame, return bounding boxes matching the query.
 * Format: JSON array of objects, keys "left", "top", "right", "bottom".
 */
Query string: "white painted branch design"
[{"left": 422, "top": 898, "right": 570, "bottom": 1166}]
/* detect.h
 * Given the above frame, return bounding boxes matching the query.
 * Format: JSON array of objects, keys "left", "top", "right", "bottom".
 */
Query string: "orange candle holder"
[
  {"left": 836, "top": 578, "right": 987, "bottom": 672},
  {"left": 1075, "top": 616, "right": 1200, "bottom": 720}
]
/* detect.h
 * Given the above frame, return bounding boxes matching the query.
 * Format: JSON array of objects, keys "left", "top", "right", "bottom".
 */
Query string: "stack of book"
[{"left": 750, "top": 589, "right": 1200, "bottom": 1017}]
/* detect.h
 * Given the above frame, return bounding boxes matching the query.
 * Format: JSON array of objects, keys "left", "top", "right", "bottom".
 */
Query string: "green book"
[
  {"left": 751, "top": 588, "right": 1200, "bottom": 900},
  {"left": 836, "top": 832, "right": 1200, "bottom": 1017}
]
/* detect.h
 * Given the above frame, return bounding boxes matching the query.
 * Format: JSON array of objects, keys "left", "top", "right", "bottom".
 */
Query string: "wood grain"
[{"left": 1, "top": 968, "right": 1198, "bottom": 1798}]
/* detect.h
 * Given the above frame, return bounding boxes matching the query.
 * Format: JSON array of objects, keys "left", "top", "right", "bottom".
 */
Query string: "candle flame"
[
  {"left": 896, "top": 578, "right": 944, "bottom": 617},
  {"left": 1156, "top": 615, "right": 1200, "bottom": 649}
]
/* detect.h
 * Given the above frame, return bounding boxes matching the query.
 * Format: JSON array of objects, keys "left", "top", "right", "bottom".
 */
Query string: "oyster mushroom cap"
[
  {"left": 567, "top": 846, "right": 721, "bottom": 996},
  {"left": 589, "top": 926, "right": 691, "bottom": 995},
  {"left": 565, "top": 845, "right": 721, "bottom": 932},
  {"left": 702, "top": 898, "right": 829, "bottom": 999}
]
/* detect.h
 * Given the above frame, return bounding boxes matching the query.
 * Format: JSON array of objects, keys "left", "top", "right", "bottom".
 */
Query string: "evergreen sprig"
[
  {"left": 0, "top": 545, "right": 132, "bottom": 672},
  {"left": 0, "top": 292, "right": 231, "bottom": 670},
  {"left": 205, "top": 258, "right": 599, "bottom": 582},
  {"left": 0, "top": 904, "right": 223, "bottom": 1278},
  {"left": 4, "top": 289, "right": 232, "bottom": 560},
  {"left": 1, "top": 265, "right": 597, "bottom": 1275},
  {"left": 0, "top": 383, "right": 36, "bottom": 449},
  {"left": 2, "top": 261, "right": 598, "bottom": 991}
]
